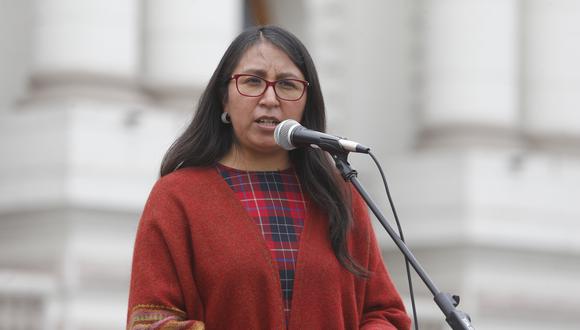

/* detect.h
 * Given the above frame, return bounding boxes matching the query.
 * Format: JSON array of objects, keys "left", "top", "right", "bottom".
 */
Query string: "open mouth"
[{"left": 255, "top": 118, "right": 280, "bottom": 126}]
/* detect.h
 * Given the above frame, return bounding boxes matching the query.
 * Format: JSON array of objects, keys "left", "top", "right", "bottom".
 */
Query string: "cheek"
[
  {"left": 225, "top": 101, "right": 256, "bottom": 138},
  {"left": 231, "top": 119, "right": 250, "bottom": 137},
  {"left": 229, "top": 104, "right": 254, "bottom": 127},
  {"left": 224, "top": 92, "right": 249, "bottom": 121},
  {"left": 289, "top": 101, "right": 307, "bottom": 121}
]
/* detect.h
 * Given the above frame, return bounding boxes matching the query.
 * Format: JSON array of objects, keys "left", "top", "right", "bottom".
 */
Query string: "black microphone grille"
[{"left": 274, "top": 119, "right": 300, "bottom": 150}]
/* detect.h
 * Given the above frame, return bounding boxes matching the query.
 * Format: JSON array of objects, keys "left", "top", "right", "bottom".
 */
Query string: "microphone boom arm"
[{"left": 330, "top": 151, "right": 475, "bottom": 330}]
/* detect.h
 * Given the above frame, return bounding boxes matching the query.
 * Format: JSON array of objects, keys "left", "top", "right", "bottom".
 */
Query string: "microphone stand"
[{"left": 330, "top": 151, "right": 475, "bottom": 330}]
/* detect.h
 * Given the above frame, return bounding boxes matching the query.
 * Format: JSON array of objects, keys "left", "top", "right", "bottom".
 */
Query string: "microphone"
[{"left": 274, "top": 119, "right": 370, "bottom": 154}]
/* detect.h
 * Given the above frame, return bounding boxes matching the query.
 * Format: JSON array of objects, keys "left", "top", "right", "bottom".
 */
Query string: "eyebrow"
[{"left": 240, "top": 68, "right": 302, "bottom": 80}]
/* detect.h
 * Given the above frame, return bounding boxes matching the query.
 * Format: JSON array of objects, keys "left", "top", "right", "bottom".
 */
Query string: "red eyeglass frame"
[{"left": 230, "top": 74, "right": 310, "bottom": 101}]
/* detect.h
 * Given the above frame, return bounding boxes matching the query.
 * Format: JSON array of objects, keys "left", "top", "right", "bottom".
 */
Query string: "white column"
[
  {"left": 30, "top": 0, "right": 141, "bottom": 101},
  {"left": 343, "top": 0, "right": 414, "bottom": 154},
  {"left": 303, "top": 0, "right": 348, "bottom": 132},
  {"left": 8, "top": 2, "right": 144, "bottom": 328},
  {"left": 0, "top": 0, "right": 34, "bottom": 113},
  {"left": 418, "top": 0, "right": 520, "bottom": 148},
  {"left": 523, "top": 0, "right": 580, "bottom": 150},
  {"left": 143, "top": 0, "right": 241, "bottom": 109}
]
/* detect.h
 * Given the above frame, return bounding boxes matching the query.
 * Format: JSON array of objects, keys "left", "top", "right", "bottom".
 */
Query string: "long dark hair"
[{"left": 160, "top": 25, "right": 368, "bottom": 277}]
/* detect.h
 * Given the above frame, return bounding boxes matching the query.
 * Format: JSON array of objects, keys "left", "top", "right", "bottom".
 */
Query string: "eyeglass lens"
[{"left": 236, "top": 75, "right": 305, "bottom": 101}]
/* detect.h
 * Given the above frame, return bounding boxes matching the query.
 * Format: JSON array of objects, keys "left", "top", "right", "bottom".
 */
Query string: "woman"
[{"left": 127, "top": 25, "right": 410, "bottom": 330}]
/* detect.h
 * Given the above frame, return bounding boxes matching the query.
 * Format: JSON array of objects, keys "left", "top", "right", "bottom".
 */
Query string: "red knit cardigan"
[{"left": 127, "top": 167, "right": 410, "bottom": 330}]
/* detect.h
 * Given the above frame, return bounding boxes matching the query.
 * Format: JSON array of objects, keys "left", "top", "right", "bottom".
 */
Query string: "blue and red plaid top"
[{"left": 216, "top": 163, "right": 306, "bottom": 326}]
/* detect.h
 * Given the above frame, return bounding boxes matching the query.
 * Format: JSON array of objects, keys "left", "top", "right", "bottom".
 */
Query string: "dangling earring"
[{"left": 221, "top": 112, "right": 231, "bottom": 124}]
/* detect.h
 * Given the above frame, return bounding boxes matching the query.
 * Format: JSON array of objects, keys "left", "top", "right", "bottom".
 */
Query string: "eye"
[
  {"left": 240, "top": 75, "right": 264, "bottom": 86},
  {"left": 277, "top": 79, "right": 300, "bottom": 90}
]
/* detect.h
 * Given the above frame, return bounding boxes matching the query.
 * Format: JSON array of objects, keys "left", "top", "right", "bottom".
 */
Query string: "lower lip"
[{"left": 255, "top": 121, "right": 279, "bottom": 130}]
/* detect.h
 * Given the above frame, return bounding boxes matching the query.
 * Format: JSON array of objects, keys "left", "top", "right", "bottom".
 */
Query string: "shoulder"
[
  {"left": 140, "top": 166, "right": 227, "bottom": 228},
  {"left": 346, "top": 185, "right": 375, "bottom": 240},
  {"left": 153, "top": 166, "right": 221, "bottom": 193},
  {"left": 340, "top": 183, "right": 370, "bottom": 227},
  {"left": 158, "top": 166, "right": 218, "bottom": 186},
  {"left": 145, "top": 166, "right": 225, "bottom": 207}
]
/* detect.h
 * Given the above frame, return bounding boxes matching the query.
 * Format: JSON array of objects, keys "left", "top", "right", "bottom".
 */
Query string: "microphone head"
[{"left": 274, "top": 119, "right": 300, "bottom": 150}]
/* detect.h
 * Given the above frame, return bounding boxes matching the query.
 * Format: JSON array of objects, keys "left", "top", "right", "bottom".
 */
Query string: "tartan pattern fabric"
[{"left": 216, "top": 163, "right": 306, "bottom": 327}]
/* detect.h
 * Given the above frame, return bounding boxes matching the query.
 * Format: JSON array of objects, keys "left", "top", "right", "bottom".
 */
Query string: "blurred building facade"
[{"left": 1, "top": 0, "right": 579, "bottom": 329}]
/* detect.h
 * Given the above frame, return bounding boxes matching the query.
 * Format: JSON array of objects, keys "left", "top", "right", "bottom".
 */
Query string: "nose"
[{"left": 259, "top": 85, "right": 280, "bottom": 107}]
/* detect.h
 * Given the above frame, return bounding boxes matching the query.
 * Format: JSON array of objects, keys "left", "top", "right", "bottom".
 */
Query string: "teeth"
[{"left": 257, "top": 119, "right": 279, "bottom": 124}]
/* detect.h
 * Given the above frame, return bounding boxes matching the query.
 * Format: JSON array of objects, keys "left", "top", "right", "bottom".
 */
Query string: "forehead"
[{"left": 234, "top": 41, "right": 304, "bottom": 78}]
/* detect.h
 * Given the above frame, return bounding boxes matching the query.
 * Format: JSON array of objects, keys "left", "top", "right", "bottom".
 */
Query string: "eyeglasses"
[{"left": 230, "top": 74, "right": 309, "bottom": 101}]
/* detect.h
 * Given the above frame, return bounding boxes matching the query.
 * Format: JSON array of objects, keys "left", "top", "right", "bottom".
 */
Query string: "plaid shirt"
[{"left": 216, "top": 163, "right": 306, "bottom": 327}]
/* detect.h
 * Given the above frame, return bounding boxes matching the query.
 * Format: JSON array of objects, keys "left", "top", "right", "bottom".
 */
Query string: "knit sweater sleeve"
[
  {"left": 127, "top": 178, "right": 205, "bottom": 330},
  {"left": 352, "top": 192, "right": 412, "bottom": 330}
]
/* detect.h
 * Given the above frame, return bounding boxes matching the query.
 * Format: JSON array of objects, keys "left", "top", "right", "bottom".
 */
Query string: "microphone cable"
[{"left": 368, "top": 151, "right": 419, "bottom": 330}]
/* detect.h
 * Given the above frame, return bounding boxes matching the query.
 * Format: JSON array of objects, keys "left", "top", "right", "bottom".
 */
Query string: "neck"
[{"left": 219, "top": 146, "right": 291, "bottom": 171}]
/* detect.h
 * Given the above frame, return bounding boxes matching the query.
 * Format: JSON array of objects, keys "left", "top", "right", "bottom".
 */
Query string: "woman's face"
[{"left": 224, "top": 41, "right": 307, "bottom": 160}]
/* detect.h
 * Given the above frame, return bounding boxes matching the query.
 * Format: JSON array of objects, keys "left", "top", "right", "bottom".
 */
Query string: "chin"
[{"left": 253, "top": 143, "right": 284, "bottom": 154}]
